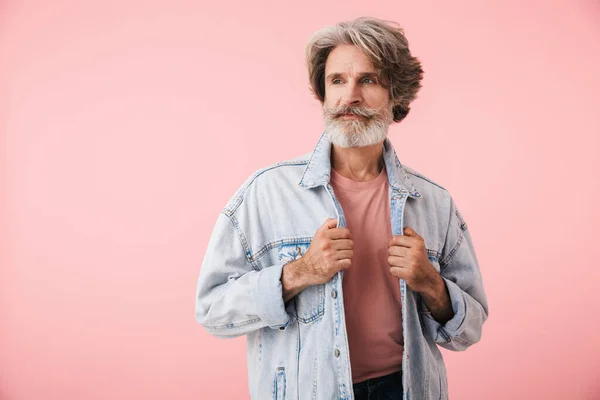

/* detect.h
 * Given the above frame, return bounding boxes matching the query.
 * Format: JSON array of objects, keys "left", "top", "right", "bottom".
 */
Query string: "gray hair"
[{"left": 305, "top": 17, "right": 424, "bottom": 122}]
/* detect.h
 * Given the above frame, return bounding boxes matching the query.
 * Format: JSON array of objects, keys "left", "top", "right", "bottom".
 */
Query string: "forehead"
[{"left": 325, "top": 44, "right": 377, "bottom": 75}]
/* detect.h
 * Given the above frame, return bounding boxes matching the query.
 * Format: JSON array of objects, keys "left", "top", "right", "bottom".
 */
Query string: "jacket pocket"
[
  {"left": 279, "top": 242, "right": 325, "bottom": 324},
  {"left": 274, "top": 367, "right": 286, "bottom": 400}
]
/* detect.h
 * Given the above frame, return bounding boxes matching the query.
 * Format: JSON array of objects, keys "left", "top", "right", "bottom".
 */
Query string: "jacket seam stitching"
[
  {"left": 222, "top": 212, "right": 261, "bottom": 272},
  {"left": 405, "top": 170, "right": 448, "bottom": 191},
  {"left": 224, "top": 161, "right": 309, "bottom": 215},
  {"left": 205, "top": 317, "right": 262, "bottom": 331},
  {"left": 250, "top": 237, "right": 313, "bottom": 263},
  {"left": 204, "top": 213, "right": 261, "bottom": 331},
  {"left": 440, "top": 231, "right": 465, "bottom": 268}
]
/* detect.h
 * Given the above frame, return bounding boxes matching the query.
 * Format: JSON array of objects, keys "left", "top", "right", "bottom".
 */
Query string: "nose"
[{"left": 340, "top": 81, "right": 362, "bottom": 107}]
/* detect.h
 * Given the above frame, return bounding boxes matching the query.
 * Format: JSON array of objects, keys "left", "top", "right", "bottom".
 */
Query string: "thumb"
[
  {"left": 321, "top": 217, "right": 339, "bottom": 230},
  {"left": 403, "top": 226, "right": 418, "bottom": 237}
]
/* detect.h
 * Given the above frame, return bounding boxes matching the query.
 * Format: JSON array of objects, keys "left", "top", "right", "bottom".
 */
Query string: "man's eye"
[
  {"left": 363, "top": 78, "right": 376, "bottom": 84},
  {"left": 332, "top": 79, "right": 342, "bottom": 84}
]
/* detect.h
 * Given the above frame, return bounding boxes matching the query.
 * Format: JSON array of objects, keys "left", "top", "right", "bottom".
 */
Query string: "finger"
[
  {"left": 337, "top": 258, "right": 352, "bottom": 270},
  {"left": 388, "top": 255, "right": 407, "bottom": 268},
  {"left": 321, "top": 218, "right": 338, "bottom": 230},
  {"left": 328, "top": 227, "right": 352, "bottom": 240},
  {"left": 388, "top": 235, "right": 414, "bottom": 248},
  {"left": 389, "top": 266, "right": 407, "bottom": 278},
  {"left": 334, "top": 249, "right": 353, "bottom": 260},
  {"left": 388, "top": 245, "right": 409, "bottom": 258},
  {"left": 331, "top": 239, "right": 353, "bottom": 250},
  {"left": 403, "top": 226, "right": 422, "bottom": 239}
]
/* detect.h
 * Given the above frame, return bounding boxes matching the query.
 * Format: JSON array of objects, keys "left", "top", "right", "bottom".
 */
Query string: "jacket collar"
[{"left": 298, "top": 132, "right": 423, "bottom": 200}]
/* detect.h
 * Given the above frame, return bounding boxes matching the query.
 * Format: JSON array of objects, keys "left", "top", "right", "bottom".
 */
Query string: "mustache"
[{"left": 324, "top": 105, "right": 381, "bottom": 119}]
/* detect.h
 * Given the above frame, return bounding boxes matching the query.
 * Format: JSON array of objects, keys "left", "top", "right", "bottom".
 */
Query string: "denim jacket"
[{"left": 195, "top": 132, "right": 489, "bottom": 400}]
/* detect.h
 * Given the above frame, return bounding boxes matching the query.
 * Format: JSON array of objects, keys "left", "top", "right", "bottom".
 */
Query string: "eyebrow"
[{"left": 325, "top": 72, "right": 379, "bottom": 81}]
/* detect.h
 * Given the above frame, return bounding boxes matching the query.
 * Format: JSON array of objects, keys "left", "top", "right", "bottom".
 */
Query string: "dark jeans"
[{"left": 352, "top": 370, "right": 403, "bottom": 400}]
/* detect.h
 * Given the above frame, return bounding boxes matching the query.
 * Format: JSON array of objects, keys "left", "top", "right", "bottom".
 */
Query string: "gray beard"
[
  {"left": 324, "top": 115, "right": 390, "bottom": 148},
  {"left": 323, "top": 102, "right": 394, "bottom": 148}
]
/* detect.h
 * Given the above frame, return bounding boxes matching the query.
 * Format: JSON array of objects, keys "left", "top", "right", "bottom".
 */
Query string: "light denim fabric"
[{"left": 195, "top": 132, "right": 489, "bottom": 400}]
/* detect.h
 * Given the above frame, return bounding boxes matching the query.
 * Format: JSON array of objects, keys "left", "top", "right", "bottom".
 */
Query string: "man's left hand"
[{"left": 388, "top": 226, "right": 440, "bottom": 294}]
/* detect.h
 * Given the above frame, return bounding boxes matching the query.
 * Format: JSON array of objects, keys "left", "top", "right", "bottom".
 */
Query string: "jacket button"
[
  {"left": 334, "top": 349, "right": 340, "bottom": 357},
  {"left": 331, "top": 290, "right": 337, "bottom": 299}
]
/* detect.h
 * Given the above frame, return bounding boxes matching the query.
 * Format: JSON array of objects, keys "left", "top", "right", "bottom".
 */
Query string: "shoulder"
[
  {"left": 402, "top": 164, "right": 469, "bottom": 230},
  {"left": 401, "top": 164, "right": 459, "bottom": 221},
  {"left": 402, "top": 164, "right": 449, "bottom": 195},
  {"left": 223, "top": 152, "right": 311, "bottom": 214}
]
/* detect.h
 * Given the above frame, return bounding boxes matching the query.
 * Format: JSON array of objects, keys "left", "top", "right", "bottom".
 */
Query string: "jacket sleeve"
[
  {"left": 194, "top": 211, "right": 295, "bottom": 338},
  {"left": 420, "top": 197, "right": 489, "bottom": 351}
]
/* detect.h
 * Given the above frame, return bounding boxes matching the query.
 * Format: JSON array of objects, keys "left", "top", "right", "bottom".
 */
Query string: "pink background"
[{"left": 2, "top": 1, "right": 600, "bottom": 399}]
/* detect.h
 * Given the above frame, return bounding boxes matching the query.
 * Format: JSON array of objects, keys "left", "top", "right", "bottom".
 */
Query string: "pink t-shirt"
[{"left": 330, "top": 164, "right": 404, "bottom": 384}]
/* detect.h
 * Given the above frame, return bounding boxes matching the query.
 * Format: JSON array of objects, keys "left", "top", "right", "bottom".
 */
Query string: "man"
[{"left": 195, "top": 16, "right": 488, "bottom": 400}]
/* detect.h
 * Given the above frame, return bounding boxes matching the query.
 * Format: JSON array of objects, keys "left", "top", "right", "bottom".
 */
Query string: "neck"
[{"left": 330, "top": 141, "right": 385, "bottom": 182}]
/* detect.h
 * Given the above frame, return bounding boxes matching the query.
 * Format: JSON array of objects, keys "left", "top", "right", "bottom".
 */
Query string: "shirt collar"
[{"left": 298, "top": 131, "right": 423, "bottom": 200}]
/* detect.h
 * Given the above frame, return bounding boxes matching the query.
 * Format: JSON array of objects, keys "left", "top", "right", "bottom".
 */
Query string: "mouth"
[{"left": 339, "top": 113, "right": 364, "bottom": 119}]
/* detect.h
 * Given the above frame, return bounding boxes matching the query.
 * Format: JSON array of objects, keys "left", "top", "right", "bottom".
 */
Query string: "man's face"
[{"left": 323, "top": 44, "right": 394, "bottom": 148}]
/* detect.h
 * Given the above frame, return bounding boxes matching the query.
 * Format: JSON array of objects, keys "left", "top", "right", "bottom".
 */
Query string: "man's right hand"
[
  {"left": 300, "top": 218, "right": 354, "bottom": 285},
  {"left": 281, "top": 218, "right": 353, "bottom": 303}
]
